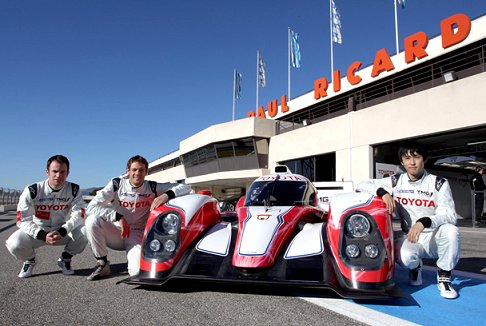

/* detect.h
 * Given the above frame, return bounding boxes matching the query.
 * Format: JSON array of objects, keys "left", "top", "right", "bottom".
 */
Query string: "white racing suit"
[
  {"left": 6, "top": 180, "right": 87, "bottom": 261},
  {"left": 85, "top": 178, "right": 191, "bottom": 276},
  {"left": 356, "top": 171, "right": 460, "bottom": 272}
]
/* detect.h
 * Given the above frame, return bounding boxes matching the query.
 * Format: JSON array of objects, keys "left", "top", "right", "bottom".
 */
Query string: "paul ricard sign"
[{"left": 248, "top": 13, "right": 473, "bottom": 119}]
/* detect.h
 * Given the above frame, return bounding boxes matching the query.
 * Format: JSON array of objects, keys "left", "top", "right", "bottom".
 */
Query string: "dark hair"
[
  {"left": 398, "top": 141, "right": 428, "bottom": 162},
  {"left": 47, "top": 155, "right": 70, "bottom": 171},
  {"left": 126, "top": 155, "right": 148, "bottom": 171}
]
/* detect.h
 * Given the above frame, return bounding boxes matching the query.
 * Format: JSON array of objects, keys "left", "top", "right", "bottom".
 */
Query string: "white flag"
[
  {"left": 331, "top": 0, "right": 343, "bottom": 44},
  {"left": 258, "top": 53, "right": 266, "bottom": 87}
]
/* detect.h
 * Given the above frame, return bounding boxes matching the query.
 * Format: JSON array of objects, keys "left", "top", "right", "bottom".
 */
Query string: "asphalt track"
[{"left": 1, "top": 210, "right": 485, "bottom": 325}]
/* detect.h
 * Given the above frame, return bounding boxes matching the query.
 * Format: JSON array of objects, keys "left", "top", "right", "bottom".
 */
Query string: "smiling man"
[
  {"left": 84, "top": 155, "right": 191, "bottom": 281},
  {"left": 5, "top": 155, "right": 87, "bottom": 278},
  {"left": 356, "top": 141, "right": 461, "bottom": 299}
]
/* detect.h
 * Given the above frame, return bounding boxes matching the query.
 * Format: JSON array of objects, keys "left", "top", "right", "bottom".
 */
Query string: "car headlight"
[
  {"left": 162, "top": 213, "right": 180, "bottom": 235},
  {"left": 149, "top": 239, "right": 162, "bottom": 252},
  {"left": 144, "top": 211, "right": 181, "bottom": 261},
  {"left": 364, "top": 244, "right": 379, "bottom": 258},
  {"left": 346, "top": 214, "right": 370, "bottom": 238},
  {"left": 165, "top": 239, "right": 176, "bottom": 252},
  {"left": 346, "top": 244, "right": 360, "bottom": 258}
]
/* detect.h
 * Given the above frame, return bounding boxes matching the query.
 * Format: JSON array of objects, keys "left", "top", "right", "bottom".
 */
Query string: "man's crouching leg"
[{"left": 85, "top": 214, "right": 114, "bottom": 281}]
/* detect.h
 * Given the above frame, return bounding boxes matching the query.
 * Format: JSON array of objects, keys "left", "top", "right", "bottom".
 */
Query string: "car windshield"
[{"left": 245, "top": 179, "right": 308, "bottom": 207}]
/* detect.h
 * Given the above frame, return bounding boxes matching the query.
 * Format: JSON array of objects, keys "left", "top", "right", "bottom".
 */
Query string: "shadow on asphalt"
[
  {"left": 128, "top": 278, "right": 417, "bottom": 306},
  {"left": 75, "top": 262, "right": 129, "bottom": 277},
  {"left": 0, "top": 222, "right": 16, "bottom": 233},
  {"left": 454, "top": 257, "right": 486, "bottom": 274},
  {"left": 26, "top": 263, "right": 129, "bottom": 279},
  {"left": 135, "top": 278, "right": 339, "bottom": 298}
]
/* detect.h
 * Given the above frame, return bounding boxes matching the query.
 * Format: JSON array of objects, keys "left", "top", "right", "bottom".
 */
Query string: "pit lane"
[{"left": 1, "top": 211, "right": 485, "bottom": 325}]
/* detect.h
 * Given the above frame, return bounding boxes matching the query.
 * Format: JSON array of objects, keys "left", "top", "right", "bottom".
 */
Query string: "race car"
[{"left": 122, "top": 166, "right": 402, "bottom": 299}]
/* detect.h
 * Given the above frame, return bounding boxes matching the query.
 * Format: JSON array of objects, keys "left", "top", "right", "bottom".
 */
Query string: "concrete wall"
[
  {"left": 0, "top": 205, "right": 16, "bottom": 212},
  {"left": 146, "top": 164, "right": 186, "bottom": 183}
]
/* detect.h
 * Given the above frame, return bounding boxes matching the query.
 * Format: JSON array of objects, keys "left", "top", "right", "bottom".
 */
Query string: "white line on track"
[{"left": 300, "top": 297, "right": 419, "bottom": 326}]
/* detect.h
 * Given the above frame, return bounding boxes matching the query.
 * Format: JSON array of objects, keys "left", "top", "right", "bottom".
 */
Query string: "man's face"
[
  {"left": 401, "top": 151, "right": 425, "bottom": 181},
  {"left": 46, "top": 161, "right": 69, "bottom": 190},
  {"left": 127, "top": 162, "right": 147, "bottom": 187}
]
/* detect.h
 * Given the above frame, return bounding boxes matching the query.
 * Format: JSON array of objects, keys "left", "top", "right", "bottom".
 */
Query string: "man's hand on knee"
[
  {"left": 45, "top": 231, "right": 62, "bottom": 245},
  {"left": 407, "top": 222, "right": 425, "bottom": 243}
]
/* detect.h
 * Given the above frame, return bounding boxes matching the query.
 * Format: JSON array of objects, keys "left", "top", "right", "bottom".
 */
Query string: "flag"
[
  {"left": 234, "top": 70, "right": 242, "bottom": 100},
  {"left": 290, "top": 29, "right": 301, "bottom": 68},
  {"left": 331, "top": 0, "right": 343, "bottom": 44},
  {"left": 397, "top": 0, "right": 406, "bottom": 9},
  {"left": 258, "top": 53, "right": 266, "bottom": 87}
]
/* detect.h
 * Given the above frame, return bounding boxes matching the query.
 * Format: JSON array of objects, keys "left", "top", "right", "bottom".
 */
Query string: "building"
[{"left": 146, "top": 12, "right": 486, "bottom": 220}]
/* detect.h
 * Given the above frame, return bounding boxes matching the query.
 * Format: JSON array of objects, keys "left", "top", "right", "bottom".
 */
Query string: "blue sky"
[{"left": 1, "top": 1, "right": 486, "bottom": 190}]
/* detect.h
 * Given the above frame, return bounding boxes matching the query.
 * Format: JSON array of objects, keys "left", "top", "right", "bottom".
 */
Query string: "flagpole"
[
  {"left": 330, "top": 0, "right": 334, "bottom": 84},
  {"left": 256, "top": 50, "right": 259, "bottom": 113},
  {"left": 232, "top": 68, "right": 236, "bottom": 121},
  {"left": 394, "top": 0, "right": 399, "bottom": 55},
  {"left": 288, "top": 27, "right": 291, "bottom": 100}
]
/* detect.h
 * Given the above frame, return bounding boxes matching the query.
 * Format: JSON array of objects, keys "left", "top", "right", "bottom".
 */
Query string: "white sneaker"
[
  {"left": 437, "top": 270, "right": 458, "bottom": 299},
  {"left": 18, "top": 259, "right": 36, "bottom": 278},
  {"left": 57, "top": 257, "right": 75, "bottom": 275},
  {"left": 409, "top": 264, "right": 422, "bottom": 286}
]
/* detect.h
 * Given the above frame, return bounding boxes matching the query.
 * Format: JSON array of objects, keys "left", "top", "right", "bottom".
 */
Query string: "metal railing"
[{"left": 0, "top": 187, "right": 22, "bottom": 205}]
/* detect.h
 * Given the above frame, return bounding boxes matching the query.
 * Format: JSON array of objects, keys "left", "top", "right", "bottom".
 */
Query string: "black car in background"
[{"left": 219, "top": 195, "right": 241, "bottom": 212}]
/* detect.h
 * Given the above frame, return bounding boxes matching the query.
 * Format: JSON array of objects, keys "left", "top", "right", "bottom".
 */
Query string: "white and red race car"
[{"left": 122, "top": 166, "right": 402, "bottom": 299}]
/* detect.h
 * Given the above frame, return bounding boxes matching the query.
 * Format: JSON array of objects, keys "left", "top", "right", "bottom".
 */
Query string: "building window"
[
  {"left": 280, "top": 152, "right": 335, "bottom": 182},
  {"left": 182, "top": 137, "right": 267, "bottom": 177},
  {"left": 216, "top": 141, "right": 235, "bottom": 158},
  {"left": 234, "top": 138, "right": 255, "bottom": 156},
  {"left": 148, "top": 156, "right": 182, "bottom": 174}
]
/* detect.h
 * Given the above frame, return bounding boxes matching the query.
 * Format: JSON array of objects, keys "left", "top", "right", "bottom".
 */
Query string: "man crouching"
[
  {"left": 356, "top": 141, "right": 460, "bottom": 299},
  {"left": 84, "top": 155, "right": 191, "bottom": 280}
]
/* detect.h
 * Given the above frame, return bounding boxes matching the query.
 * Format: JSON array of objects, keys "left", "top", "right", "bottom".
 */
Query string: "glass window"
[
  {"left": 245, "top": 179, "right": 310, "bottom": 206},
  {"left": 182, "top": 151, "right": 198, "bottom": 167},
  {"left": 234, "top": 138, "right": 255, "bottom": 156},
  {"left": 216, "top": 141, "right": 235, "bottom": 158},
  {"left": 196, "top": 145, "right": 216, "bottom": 164}
]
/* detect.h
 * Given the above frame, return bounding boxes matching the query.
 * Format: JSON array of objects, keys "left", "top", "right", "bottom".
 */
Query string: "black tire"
[{"left": 224, "top": 202, "right": 236, "bottom": 212}]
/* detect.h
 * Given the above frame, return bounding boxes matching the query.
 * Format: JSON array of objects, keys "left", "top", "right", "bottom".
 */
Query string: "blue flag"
[
  {"left": 397, "top": 0, "right": 406, "bottom": 9},
  {"left": 258, "top": 53, "right": 266, "bottom": 88},
  {"left": 235, "top": 70, "right": 242, "bottom": 100},
  {"left": 290, "top": 29, "right": 301, "bottom": 68},
  {"left": 331, "top": 0, "right": 343, "bottom": 44}
]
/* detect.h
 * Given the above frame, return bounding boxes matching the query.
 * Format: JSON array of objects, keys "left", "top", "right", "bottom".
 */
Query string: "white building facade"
[{"left": 147, "top": 12, "right": 486, "bottom": 220}]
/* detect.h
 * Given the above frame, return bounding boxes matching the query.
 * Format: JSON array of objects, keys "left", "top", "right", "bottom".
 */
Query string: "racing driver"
[
  {"left": 85, "top": 155, "right": 191, "bottom": 280},
  {"left": 356, "top": 141, "right": 460, "bottom": 299},
  {"left": 6, "top": 155, "right": 87, "bottom": 278}
]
